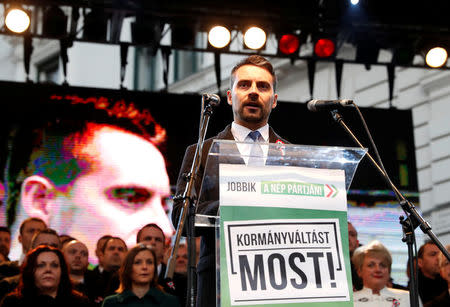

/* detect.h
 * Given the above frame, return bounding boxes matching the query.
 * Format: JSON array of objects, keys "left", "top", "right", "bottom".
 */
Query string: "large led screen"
[{"left": 0, "top": 81, "right": 419, "bottom": 268}]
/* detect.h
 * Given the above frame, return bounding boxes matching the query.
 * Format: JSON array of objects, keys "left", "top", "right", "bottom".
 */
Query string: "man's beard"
[{"left": 238, "top": 104, "right": 267, "bottom": 123}]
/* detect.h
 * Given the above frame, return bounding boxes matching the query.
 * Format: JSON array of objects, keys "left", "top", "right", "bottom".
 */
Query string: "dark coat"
[
  {"left": 0, "top": 292, "right": 91, "bottom": 307},
  {"left": 172, "top": 124, "right": 288, "bottom": 307},
  {"left": 88, "top": 266, "right": 120, "bottom": 305},
  {"left": 424, "top": 289, "right": 450, "bottom": 307},
  {"left": 417, "top": 269, "right": 447, "bottom": 304},
  {"left": 101, "top": 288, "right": 180, "bottom": 307}
]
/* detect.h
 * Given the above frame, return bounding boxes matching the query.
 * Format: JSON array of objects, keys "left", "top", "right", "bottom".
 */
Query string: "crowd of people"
[
  {"left": 0, "top": 218, "right": 189, "bottom": 306},
  {"left": 1, "top": 218, "right": 449, "bottom": 306},
  {"left": 348, "top": 221, "right": 450, "bottom": 306}
]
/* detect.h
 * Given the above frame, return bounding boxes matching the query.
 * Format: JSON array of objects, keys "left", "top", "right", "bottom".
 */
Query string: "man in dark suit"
[
  {"left": 172, "top": 55, "right": 287, "bottom": 307},
  {"left": 424, "top": 244, "right": 450, "bottom": 307}
]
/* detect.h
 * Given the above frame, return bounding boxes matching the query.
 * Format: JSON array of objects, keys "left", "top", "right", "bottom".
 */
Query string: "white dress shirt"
[{"left": 230, "top": 122, "right": 269, "bottom": 165}]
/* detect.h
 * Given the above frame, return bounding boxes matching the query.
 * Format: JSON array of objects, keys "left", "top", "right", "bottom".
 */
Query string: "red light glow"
[
  {"left": 314, "top": 38, "right": 335, "bottom": 58},
  {"left": 279, "top": 34, "right": 300, "bottom": 55}
]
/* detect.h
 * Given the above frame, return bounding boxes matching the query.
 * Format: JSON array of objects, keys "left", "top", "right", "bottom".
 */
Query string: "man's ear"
[
  {"left": 227, "top": 89, "right": 233, "bottom": 106},
  {"left": 417, "top": 257, "right": 423, "bottom": 269},
  {"left": 272, "top": 93, "right": 278, "bottom": 109},
  {"left": 20, "top": 175, "right": 55, "bottom": 224}
]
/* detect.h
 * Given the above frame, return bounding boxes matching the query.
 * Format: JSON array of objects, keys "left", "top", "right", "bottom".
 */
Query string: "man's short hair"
[
  {"left": 0, "top": 226, "right": 10, "bottom": 235},
  {"left": 5, "top": 99, "right": 167, "bottom": 228},
  {"left": 18, "top": 217, "right": 46, "bottom": 235},
  {"left": 136, "top": 223, "right": 165, "bottom": 243},
  {"left": 97, "top": 235, "right": 113, "bottom": 248},
  {"left": 30, "top": 228, "right": 60, "bottom": 249},
  {"left": 230, "top": 55, "right": 277, "bottom": 91},
  {"left": 102, "top": 236, "right": 128, "bottom": 254},
  {"left": 418, "top": 239, "right": 435, "bottom": 259}
]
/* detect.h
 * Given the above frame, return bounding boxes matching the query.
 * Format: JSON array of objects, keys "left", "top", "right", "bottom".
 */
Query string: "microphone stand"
[
  {"left": 165, "top": 94, "right": 218, "bottom": 307},
  {"left": 331, "top": 110, "right": 450, "bottom": 307}
]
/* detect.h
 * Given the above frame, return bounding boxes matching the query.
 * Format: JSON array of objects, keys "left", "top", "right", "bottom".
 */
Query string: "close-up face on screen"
[{"left": 0, "top": 88, "right": 177, "bottom": 264}]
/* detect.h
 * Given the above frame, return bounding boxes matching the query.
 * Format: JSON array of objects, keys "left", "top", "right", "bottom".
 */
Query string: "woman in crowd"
[
  {"left": 353, "top": 240, "right": 410, "bottom": 306},
  {"left": 0, "top": 245, "right": 90, "bottom": 307},
  {"left": 102, "top": 244, "right": 179, "bottom": 307}
]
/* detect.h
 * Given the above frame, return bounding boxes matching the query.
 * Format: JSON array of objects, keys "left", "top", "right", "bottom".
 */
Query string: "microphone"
[
  {"left": 307, "top": 99, "right": 353, "bottom": 112},
  {"left": 202, "top": 93, "right": 221, "bottom": 106}
]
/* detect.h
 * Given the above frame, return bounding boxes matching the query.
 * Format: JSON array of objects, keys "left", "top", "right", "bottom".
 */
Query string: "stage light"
[
  {"left": 5, "top": 8, "right": 30, "bottom": 33},
  {"left": 244, "top": 26, "right": 266, "bottom": 50},
  {"left": 351, "top": 0, "right": 359, "bottom": 5},
  {"left": 42, "top": 6, "right": 68, "bottom": 38},
  {"left": 208, "top": 26, "right": 231, "bottom": 49},
  {"left": 425, "top": 47, "right": 448, "bottom": 68},
  {"left": 278, "top": 33, "right": 300, "bottom": 55},
  {"left": 314, "top": 38, "right": 335, "bottom": 58}
]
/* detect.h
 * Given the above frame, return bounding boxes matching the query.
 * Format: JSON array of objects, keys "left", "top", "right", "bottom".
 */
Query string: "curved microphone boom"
[
  {"left": 307, "top": 99, "right": 353, "bottom": 112},
  {"left": 202, "top": 93, "right": 221, "bottom": 106}
]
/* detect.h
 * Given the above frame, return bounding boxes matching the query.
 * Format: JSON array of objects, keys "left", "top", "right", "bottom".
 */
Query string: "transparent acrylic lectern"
[{"left": 194, "top": 140, "right": 367, "bottom": 307}]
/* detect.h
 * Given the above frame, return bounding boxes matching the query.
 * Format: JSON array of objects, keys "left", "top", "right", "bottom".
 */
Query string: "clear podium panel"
[{"left": 194, "top": 140, "right": 366, "bottom": 307}]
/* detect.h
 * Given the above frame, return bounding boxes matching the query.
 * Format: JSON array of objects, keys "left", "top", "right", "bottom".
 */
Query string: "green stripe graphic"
[{"left": 261, "top": 181, "right": 325, "bottom": 197}]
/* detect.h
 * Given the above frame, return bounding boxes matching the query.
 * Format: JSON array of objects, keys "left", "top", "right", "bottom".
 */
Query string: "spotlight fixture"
[
  {"left": 278, "top": 33, "right": 300, "bottom": 55},
  {"left": 314, "top": 38, "right": 335, "bottom": 58},
  {"left": 208, "top": 26, "right": 231, "bottom": 49},
  {"left": 243, "top": 26, "right": 266, "bottom": 50},
  {"left": 5, "top": 8, "right": 30, "bottom": 33},
  {"left": 425, "top": 46, "right": 448, "bottom": 68}
]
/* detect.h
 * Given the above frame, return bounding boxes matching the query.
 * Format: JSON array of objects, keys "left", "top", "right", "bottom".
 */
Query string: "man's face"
[
  {"left": 138, "top": 226, "right": 165, "bottom": 262},
  {"left": 31, "top": 233, "right": 60, "bottom": 249},
  {"left": 175, "top": 245, "right": 188, "bottom": 274},
  {"left": 50, "top": 127, "right": 172, "bottom": 263},
  {"left": 95, "top": 237, "right": 110, "bottom": 267},
  {"left": 348, "top": 223, "right": 359, "bottom": 255},
  {"left": 0, "top": 231, "right": 11, "bottom": 257},
  {"left": 102, "top": 238, "right": 127, "bottom": 271},
  {"left": 19, "top": 220, "right": 46, "bottom": 253},
  {"left": 63, "top": 241, "right": 89, "bottom": 275},
  {"left": 227, "top": 65, "right": 277, "bottom": 130},
  {"left": 419, "top": 243, "right": 441, "bottom": 278}
]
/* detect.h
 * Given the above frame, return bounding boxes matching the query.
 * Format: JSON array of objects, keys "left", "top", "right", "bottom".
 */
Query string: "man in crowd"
[
  {"left": 424, "top": 244, "right": 450, "bottom": 307},
  {"left": 173, "top": 55, "right": 287, "bottom": 306},
  {"left": 137, "top": 223, "right": 167, "bottom": 279},
  {"left": 16, "top": 217, "right": 46, "bottom": 263},
  {"left": 62, "top": 239, "right": 96, "bottom": 297},
  {"left": 93, "top": 235, "right": 112, "bottom": 273},
  {"left": 5, "top": 101, "right": 173, "bottom": 261},
  {"left": 90, "top": 236, "right": 127, "bottom": 304},
  {"left": 175, "top": 243, "right": 188, "bottom": 275},
  {"left": 0, "top": 227, "right": 11, "bottom": 261},
  {"left": 348, "top": 221, "right": 363, "bottom": 290},
  {"left": 417, "top": 240, "right": 447, "bottom": 304},
  {"left": 29, "top": 228, "right": 61, "bottom": 250}
]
